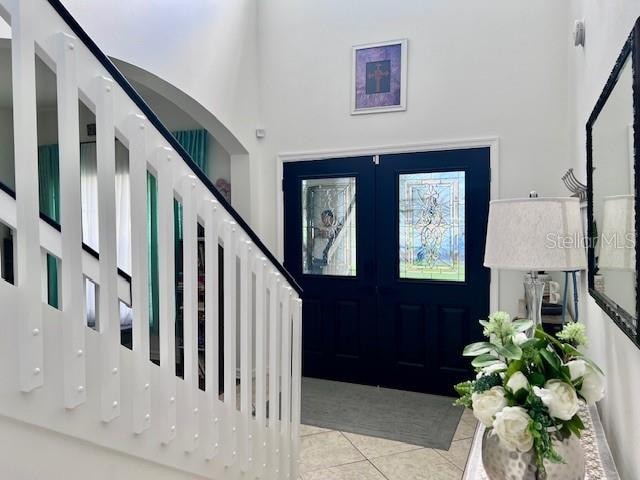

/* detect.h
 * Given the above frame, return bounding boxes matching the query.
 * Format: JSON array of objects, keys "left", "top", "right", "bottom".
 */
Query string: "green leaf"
[
  {"left": 513, "top": 319, "right": 534, "bottom": 333},
  {"left": 471, "top": 354, "right": 501, "bottom": 368},
  {"left": 557, "top": 365, "right": 572, "bottom": 383},
  {"left": 530, "top": 372, "right": 546, "bottom": 387},
  {"left": 571, "top": 414, "right": 585, "bottom": 431},
  {"left": 495, "top": 342, "right": 523, "bottom": 360},
  {"left": 506, "top": 359, "right": 524, "bottom": 377},
  {"left": 540, "top": 348, "right": 561, "bottom": 372},
  {"left": 463, "top": 341, "right": 494, "bottom": 356},
  {"left": 519, "top": 338, "right": 542, "bottom": 350},
  {"left": 561, "top": 343, "right": 582, "bottom": 358},
  {"left": 564, "top": 414, "right": 585, "bottom": 438}
]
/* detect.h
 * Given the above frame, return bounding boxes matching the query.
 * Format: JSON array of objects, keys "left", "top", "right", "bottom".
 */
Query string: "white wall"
[
  {"left": 127, "top": 81, "right": 232, "bottom": 184},
  {"left": 0, "top": 418, "right": 206, "bottom": 480},
  {"left": 57, "top": 0, "right": 260, "bottom": 153},
  {"left": 55, "top": 0, "right": 260, "bottom": 224},
  {"left": 256, "top": 0, "right": 573, "bottom": 314},
  {"left": 570, "top": 1, "right": 640, "bottom": 478}
]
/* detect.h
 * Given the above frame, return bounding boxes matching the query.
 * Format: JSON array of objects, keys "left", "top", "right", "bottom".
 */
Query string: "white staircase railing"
[{"left": 0, "top": 0, "right": 302, "bottom": 478}]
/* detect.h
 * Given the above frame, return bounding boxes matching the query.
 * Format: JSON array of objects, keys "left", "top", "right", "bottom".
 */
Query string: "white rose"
[
  {"left": 533, "top": 380, "right": 579, "bottom": 421},
  {"left": 472, "top": 387, "right": 507, "bottom": 427},
  {"left": 512, "top": 332, "right": 528, "bottom": 346},
  {"left": 493, "top": 406, "right": 534, "bottom": 452},
  {"left": 566, "top": 359, "right": 587, "bottom": 381},
  {"left": 506, "top": 371, "right": 529, "bottom": 394},
  {"left": 580, "top": 363, "right": 605, "bottom": 404}
]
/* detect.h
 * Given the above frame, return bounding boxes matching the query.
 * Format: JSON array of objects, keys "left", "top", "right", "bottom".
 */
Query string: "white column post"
[
  {"left": 268, "top": 271, "right": 282, "bottom": 476},
  {"left": 223, "top": 220, "right": 238, "bottom": 466},
  {"left": 280, "top": 286, "right": 293, "bottom": 479},
  {"left": 204, "top": 198, "right": 221, "bottom": 460},
  {"left": 290, "top": 296, "right": 303, "bottom": 479},
  {"left": 95, "top": 76, "right": 120, "bottom": 423},
  {"left": 57, "top": 32, "right": 86, "bottom": 409},
  {"left": 180, "top": 174, "right": 200, "bottom": 452},
  {"left": 11, "top": 0, "right": 44, "bottom": 393},
  {"left": 254, "top": 255, "right": 268, "bottom": 475},
  {"left": 128, "top": 114, "right": 151, "bottom": 434},
  {"left": 157, "top": 146, "right": 177, "bottom": 444},
  {"left": 239, "top": 239, "right": 254, "bottom": 473}
]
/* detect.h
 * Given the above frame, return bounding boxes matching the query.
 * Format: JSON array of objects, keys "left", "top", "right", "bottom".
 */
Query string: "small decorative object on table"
[{"left": 455, "top": 312, "right": 605, "bottom": 480}]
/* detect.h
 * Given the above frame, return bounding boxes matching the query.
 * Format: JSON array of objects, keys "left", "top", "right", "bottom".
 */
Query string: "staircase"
[{"left": 0, "top": 0, "right": 302, "bottom": 478}]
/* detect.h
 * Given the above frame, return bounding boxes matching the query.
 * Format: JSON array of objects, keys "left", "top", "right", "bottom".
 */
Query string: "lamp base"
[{"left": 524, "top": 272, "right": 544, "bottom": 330}]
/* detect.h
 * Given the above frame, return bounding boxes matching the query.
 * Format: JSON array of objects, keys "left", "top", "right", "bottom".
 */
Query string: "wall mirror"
[{"left": 587, "top": 19, "right": 640, "bottom": 347}]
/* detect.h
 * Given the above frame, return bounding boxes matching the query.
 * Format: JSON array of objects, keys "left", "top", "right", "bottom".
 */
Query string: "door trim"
[{"left": 276, "top": 136, "right": 501, "bottom": 311}]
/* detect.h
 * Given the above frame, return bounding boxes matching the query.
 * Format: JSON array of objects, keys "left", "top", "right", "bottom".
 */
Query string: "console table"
[{"left": 463, "top": 405, "right": 620, "bottom": 479}]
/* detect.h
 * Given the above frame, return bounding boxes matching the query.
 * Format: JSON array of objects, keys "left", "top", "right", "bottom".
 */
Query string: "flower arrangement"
[{"left": 455, "top": 312, "right": 605, "bottom": 475}]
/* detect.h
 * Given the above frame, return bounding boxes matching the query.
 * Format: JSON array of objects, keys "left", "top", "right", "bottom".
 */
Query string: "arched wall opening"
[{"left": 111, "top": 58, "right": 254, "bottom": 218}]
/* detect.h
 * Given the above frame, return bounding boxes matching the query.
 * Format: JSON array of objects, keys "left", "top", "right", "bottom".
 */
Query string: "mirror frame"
[{"left": 587, "top": 18, "right": 640, "bottom": 348}]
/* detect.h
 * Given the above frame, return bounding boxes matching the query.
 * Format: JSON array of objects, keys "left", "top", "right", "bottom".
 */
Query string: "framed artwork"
[{"left": 351, "top": 39, "right": 407, "bottom": 115}]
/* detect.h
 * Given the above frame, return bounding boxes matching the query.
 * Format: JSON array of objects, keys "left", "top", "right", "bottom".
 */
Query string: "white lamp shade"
[
  {"left": 484, "top": 197, "right": 587, "bottom": 271},
  {"left": 598, "top": 195, "right": 635, "bottom": 271}
]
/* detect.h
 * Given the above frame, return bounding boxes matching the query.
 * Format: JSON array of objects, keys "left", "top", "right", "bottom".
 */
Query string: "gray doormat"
[{"left": 301, "top": 377, "right": 463, "bottom": 450}]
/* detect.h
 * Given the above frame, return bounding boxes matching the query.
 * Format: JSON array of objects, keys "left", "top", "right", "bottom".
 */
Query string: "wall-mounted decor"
[
  {"left": 351, "top": 39, "right": 407, "bottom": 115},
  {"left": 586, "top": 17, "right": 640, "bottom": 349}
]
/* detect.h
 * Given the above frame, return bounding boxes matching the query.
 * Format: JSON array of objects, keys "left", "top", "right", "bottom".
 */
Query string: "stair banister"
[{"left": 0, "top": 1, "right": 302, "bottom": 478}]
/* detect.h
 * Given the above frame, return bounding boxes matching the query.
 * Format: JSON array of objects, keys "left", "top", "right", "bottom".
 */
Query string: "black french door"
[{"left": 283, "top": 148, "right": 490, "bottom": 395}]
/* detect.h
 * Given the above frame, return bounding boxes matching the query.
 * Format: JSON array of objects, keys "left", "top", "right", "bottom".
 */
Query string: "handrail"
[{"left": 45, "top": 0, "right": 302, "bottom": 295}]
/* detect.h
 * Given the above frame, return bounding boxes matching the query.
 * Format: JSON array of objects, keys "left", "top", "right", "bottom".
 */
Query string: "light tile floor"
[{"left": 298, "top": 408, "right": 477, "bottom": 480}]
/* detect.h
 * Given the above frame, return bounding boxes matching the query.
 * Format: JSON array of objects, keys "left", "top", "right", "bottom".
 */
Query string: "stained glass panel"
[
  {"left": 302, "top": 177, "right": 357, "bottom": 276},
  {"left": 399, "top": 171, "right": 465, "bottom": 281}
]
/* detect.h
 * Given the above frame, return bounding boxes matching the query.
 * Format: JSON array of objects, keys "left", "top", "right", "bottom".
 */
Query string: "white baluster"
[
  {"left": 95, "top": 76, "right": 120, "bottom": 423},
  {"left": 181, "top": 174, "right": 200, "bottom": 452},
  {"left": 291, "top": 296, "right": 303, "bottom": 479},
  {"left": 254, "top": 256, "right": 268, "bottom": 475},
  {"left": 280, "top": 286, "right": 293, "bottom": 479},
  {"left": 11, "top": 0, "right": 44, "bottom": 393},
  {"left": 223, "top": 220, "right": 237, "bottom": 466},
  {"left": 128, "top": 114, "right": 151, "bottom": 434},
  {"left": 157, "top": 147, "right": 177, "bottom": 444},
  {"left": 268, "top": 272, "right": 282, "bottom": 476},
  {"left": 204, "top": 198, "right": 221, "bottom": 460},
  {"left": 57, "top": 32, "right": 86, "bottom": 409},
  {"left": 239, "top": 239, "right": 253, "bottom": 472}
]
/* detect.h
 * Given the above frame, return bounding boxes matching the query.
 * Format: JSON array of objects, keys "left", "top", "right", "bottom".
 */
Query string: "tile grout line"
[
  {"left": 300, "top": 428, "right": 336, "bottom": 439},
  {"left": 301, "top": 458, "right": 369, "bottom": 475},
  {"left": 339, "top": 430, "right": 392, "bottom": 480},
  {"left": 433, "top": 441, "right": 469, "bottom": 474},
  {"left": 299, "top": 431, "right": 367, "bottom": 475}
]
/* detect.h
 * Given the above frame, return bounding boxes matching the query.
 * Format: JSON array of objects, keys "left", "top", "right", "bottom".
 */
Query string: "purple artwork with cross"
[{"left": 354, "top": 43, "right": 402, "bottom": 110}]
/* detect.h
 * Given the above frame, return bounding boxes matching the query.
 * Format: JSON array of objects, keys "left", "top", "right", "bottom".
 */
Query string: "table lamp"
[{"left": 483, "top": 195, "right": 587, "bottom": 327}]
